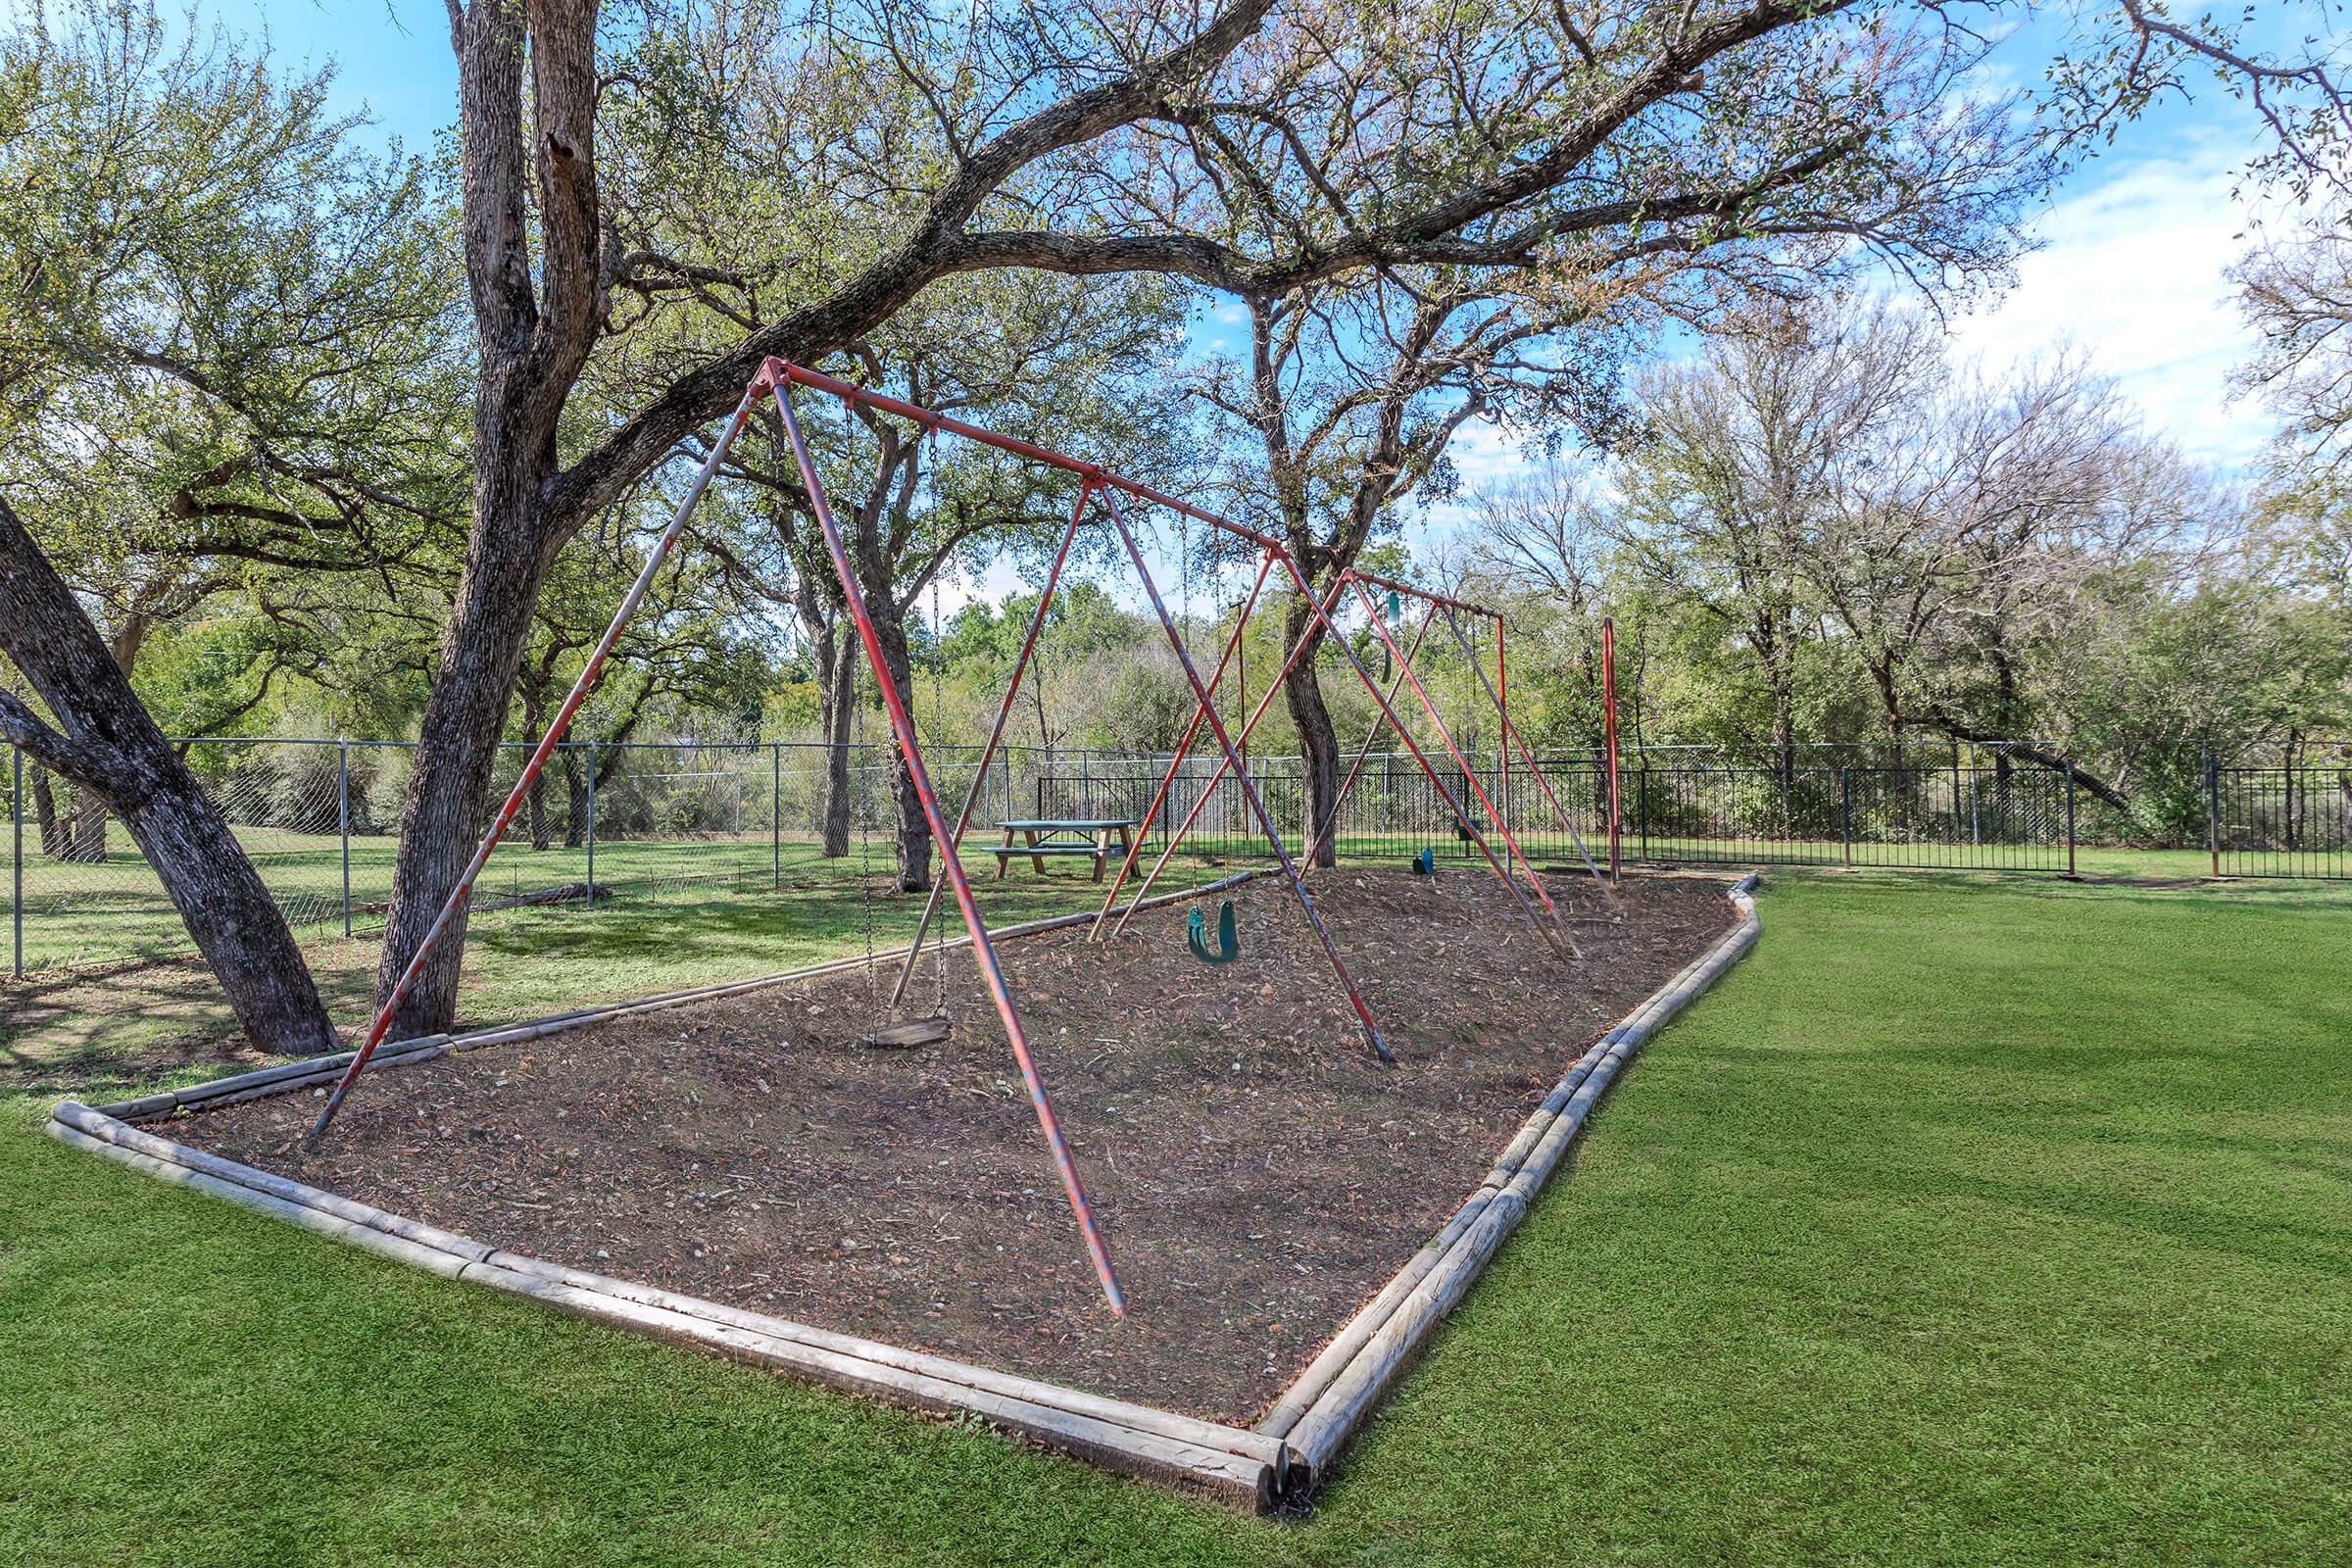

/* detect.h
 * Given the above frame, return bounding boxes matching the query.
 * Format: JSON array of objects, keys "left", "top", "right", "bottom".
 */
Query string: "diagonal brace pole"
[
  {"left": 1105, "top": 564, "right": 1350, "bottom": 937},
  {"left": 1270, "top": 558, "right": 1567, "bottom": 954},
  {"left": 889, "top": 478, "right": 1097, "bottom": 1005},
  {"left": 1438, "top": 607, "right": 1605, "bottom": 884},
  {"left": 1307, "top": 597, "right": 1439, "bottom": 866},
  {"left": 768, "top": 368, "right": 1125, "bottom": 1314},
  {"left": 1097, "top": 492, "right": 1394, "bottom": 1065},
  {"left": 1348, "top": 575, "right": 1562, "bottom": 920},
  {"left": 1088, "top": 548, "right": 1275, "bottom": 936},
  {"left": 306, "top": 387, "right": 762, "bottom": 1150}
]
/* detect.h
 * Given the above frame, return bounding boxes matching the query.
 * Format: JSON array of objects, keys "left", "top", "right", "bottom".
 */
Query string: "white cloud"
[{"left": 1946, "top": 149, "right": 2280, "bottom": 469}]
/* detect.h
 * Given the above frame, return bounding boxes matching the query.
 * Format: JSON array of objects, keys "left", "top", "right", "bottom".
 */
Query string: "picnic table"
[{"left": 988, "top": 817, "right": 1140, "bottom": 880}]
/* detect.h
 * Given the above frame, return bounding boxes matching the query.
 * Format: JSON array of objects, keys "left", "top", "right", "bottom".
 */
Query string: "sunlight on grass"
[{"left": 2, "top": 874, "right": 2347, "bottom": 1564}]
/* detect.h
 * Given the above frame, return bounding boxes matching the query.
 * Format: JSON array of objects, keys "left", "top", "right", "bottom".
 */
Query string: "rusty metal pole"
[
  {"left": 889, "top": 478, "right": 1098, "bottom": 1005},
  {"left": 1095, "top": 493, "right": 1395, "bottom": 1065},
  {"left": 1441, "top": 608, "right": 1605, "bottom": 884},
  {"left": 1310, "top": 600, "right": 1440, "bottom": 865},
  {"left": 1089, "top": 550, "right": 1274, "bottom": 936},
  {"left": 305, "top": 386, "right": 762, "bottom": 1150},
  {"left": 1278, "top": 565, "right": 1569, "bottom": 952},
  {"left": 1108, "top": 564, "right": 1352, "bottom": 933},
  {"left": 1495, "top": 618, "right": 1509, "bottom": 846},
  {"left": 1348, "top": 578, "right": 1562, "bottom": 920},
  {"left": 767, "top": 368, "right": 1126, "bottom": 1312},
  {"left": 1602, "top": 615, "right": 1621, "bottom": 880}
]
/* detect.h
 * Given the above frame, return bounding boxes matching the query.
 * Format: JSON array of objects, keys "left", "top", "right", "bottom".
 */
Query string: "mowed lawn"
[{"left": 1, "top": 873, "right": 2347, "bottom": 1565}]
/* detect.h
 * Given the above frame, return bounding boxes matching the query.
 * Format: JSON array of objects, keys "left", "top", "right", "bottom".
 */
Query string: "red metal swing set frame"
[{"left": 306, "top": 358, "right": 1619, "bottom": 1316}]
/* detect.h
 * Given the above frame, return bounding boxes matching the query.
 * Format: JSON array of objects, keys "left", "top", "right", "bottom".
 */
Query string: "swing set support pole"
[
  {"left": 1097, "top": 492, "right": 1394, "bottom": 1066},
  {"left": 303, "top": 387, "right": 761, "bottom": 1151},
  {"left": 766, "top": 365, "right": 1126, "bottom": 1315},
  {"left": 764, "top": 361, "right": 1500, "bottom": 613},
  {"left": 1308, "top": 598, "right": 1439, "bottom": 865},
  {"left": 1601, "top": 614, "right": 1622, "bottom": 879},
  {"left": 888, "top": 477, "right": 1097, "bottom": 1006},
  {"left": 1280, "top": 562, "right": 1567, "bottom": 952},
  {"left": 1089, "top": 548, "right": 1274, "bottom": 937},
  {"left": 1439, "top": 607, "right": 1605, "bottom": 884},
  {"left": 1106, "top": 564, "right": 1348, "bottom": 937},
  {"left": 1350, "top": 577, "right": 1560, "bottom": 918}
]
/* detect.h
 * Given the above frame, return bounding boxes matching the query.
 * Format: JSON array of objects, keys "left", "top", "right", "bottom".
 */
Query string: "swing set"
[{"left": 304, "top": 357, "right": 1616, "bottom": 1317}]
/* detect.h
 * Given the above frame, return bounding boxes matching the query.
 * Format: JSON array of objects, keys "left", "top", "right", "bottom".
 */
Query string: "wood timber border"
[{"left": 43, "top": 871, "right": 1761, "bottom": 1511}]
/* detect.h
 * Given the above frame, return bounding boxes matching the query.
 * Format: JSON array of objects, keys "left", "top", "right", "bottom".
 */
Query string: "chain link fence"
[{"left": 4, "top": 735, "right": 2345, "bottom": 978}]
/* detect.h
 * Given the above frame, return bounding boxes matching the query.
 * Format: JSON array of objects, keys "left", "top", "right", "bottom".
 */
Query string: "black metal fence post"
[
  {"left": 1638, "top": 760, "right": 1650, "bottom": 863},
  {"left": 771, "top": 741, "right": 782, "bottom": 889},
  {"left": 338, "top": 740, "right": 352, "bottom": 937},
  {"left": 11, "top": 745, "right": 21, "bottom": 977},
  {"left": 2205, "top": 746, "right": 2222, "bottom": 878},
  {"left": 584, "top": 740, "right": 597, "bottom": 910},
  {"left": 2064, "top": 758, "right": 2079, "bottom": 878},
  {"left": 1840, "top": 767, "right": 1853, "bottom": 868}
]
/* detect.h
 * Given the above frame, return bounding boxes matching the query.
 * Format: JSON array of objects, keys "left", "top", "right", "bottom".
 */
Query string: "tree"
[
  {"left": 0, "top": 496, "right": 338, "bottom": 1053},
  {"left": 1605, "top": 297, "right": 2211, "bottom": 804},
  {"left": 374, "top": 0, "right": 2074, "bottom": 1033},
  {"left": 0, "top": 0, "right": 463, "bottom": 860},
  {"left": 0, "top": 0, "right": 452, "bottom": 1048},
  {"left": 2233, "top": 225, "right": 2352, "bottom": 473},
  {"left": 696, "top": 270, "right": 1184, "bottom": 885}
]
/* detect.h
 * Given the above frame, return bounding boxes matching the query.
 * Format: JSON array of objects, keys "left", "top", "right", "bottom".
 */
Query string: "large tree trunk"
[
  {"left": 871, "top": 608, "right": 932, "bottom": 892},
  {"left": 560, "top": 751, "right": 588, "bottom": 848},
  {"left": 371, "top": 0, "right": 604, "bottom": 1038},
  {"left": 65, "top": 786, "right": 108, "bottom": 862},
  {"left": 31, "top": 768, "right": 63, "bottom": 857},
  {"left": 0, "top": 497, "right": 337, "bottom": 1053},
  {"left": 1284, "top": 596, "right": 1342, "bottom": 867},
  {"left": 373, "top": 495, "right": 556, "bottom": 1040},
  {"left": 815, "top": 626, "right": 855, "bottom": 858}
]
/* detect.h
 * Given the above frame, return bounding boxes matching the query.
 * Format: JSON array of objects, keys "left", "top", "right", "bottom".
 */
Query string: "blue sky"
[{"left": 190, "top": 1, "right": 2313, "bottom": 593}]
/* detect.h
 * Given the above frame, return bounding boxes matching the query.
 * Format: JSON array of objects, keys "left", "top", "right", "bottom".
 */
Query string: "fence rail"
[{"left": 3, "top": 737, "right": 2345, "bottom": 978}]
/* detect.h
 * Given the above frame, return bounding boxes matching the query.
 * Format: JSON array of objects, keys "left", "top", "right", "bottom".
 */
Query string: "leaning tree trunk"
[
  {"left": 1283, "top": 596, "right": 1343, "bottom": 867},
  {"left": 0, "top": 497, "right": 337, "bottom": 1054}
]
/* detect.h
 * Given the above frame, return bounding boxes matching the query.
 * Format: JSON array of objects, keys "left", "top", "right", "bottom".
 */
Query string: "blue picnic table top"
[{"left": 995, "top": 817, "right": 1140, "bottom": 832}]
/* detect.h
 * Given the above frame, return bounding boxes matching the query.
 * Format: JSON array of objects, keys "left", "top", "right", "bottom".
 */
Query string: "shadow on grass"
[{"left": 0, "top": 867, "right": 1118, "bottom": 1098}]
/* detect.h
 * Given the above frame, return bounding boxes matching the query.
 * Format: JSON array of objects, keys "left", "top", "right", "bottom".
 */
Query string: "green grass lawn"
[
  {"left": 3, "top": 872, "right": 2348, "bottom": 1565},
  {"left": 0, "top": 852, "right": 1125, "bottom": 1087}
]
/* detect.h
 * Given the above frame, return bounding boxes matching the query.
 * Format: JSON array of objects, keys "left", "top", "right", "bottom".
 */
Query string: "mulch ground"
[{"left": 171, "top": 867, "right": 1734, "bottom": 1425}]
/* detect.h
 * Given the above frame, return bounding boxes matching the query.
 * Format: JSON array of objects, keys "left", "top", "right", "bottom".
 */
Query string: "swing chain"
[{"left": 930, "top": 572, "right": 949, "bottom": 1016}]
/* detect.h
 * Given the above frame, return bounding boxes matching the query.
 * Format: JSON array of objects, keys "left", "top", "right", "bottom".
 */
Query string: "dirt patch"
[{"left": 169, "top": 868, "right": 1733, "bottom": 1424}]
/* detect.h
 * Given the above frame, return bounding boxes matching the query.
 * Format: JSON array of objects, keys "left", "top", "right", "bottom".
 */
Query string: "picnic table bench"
[{"left": 987, "top": 817, "right": 1140, "bottom": 880}]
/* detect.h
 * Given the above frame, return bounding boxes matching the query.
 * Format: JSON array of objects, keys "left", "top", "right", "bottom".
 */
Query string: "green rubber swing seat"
[{"left": 1187, "top": 900, "right": 1241, "bottom": 964}]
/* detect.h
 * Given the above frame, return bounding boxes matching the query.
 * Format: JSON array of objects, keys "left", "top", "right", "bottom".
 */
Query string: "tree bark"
[
  {"left": 0, "top": 497, "right": 337, "bottom": 1053},
  {"left": 1284, "top": 595, "right": 1343, "bottom": 867},
  {"left": 372, "top": 484, "right": 559, "bottom": 1040},
  {"left": 65, "top": 786, "right": 108, "bottom": 862},
  {"left": 871, "top": 610, "right": 933, "bottom": 892},
  {"left": 816, "top": 629, "right": 856, "bottom": 857},
  {"left": 31, "top": 768, "right": 62, "bottom": 857},
  {"left": 371, "top": 0, "right": 605, "bottom": 1037}
]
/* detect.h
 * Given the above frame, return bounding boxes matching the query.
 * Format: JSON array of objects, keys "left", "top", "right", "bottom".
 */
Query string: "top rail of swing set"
[{"left": 763, "top": 360, "right": 1501, "bottom": 621}]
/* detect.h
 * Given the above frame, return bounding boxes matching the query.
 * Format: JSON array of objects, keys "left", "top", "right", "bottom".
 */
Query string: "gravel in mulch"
[{"left": 171, "top": 867, "right": 1733, "bottom": 1425}]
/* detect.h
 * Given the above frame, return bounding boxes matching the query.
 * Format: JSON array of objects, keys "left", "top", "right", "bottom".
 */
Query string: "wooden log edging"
[
  {"left": 43, "top": 868, "right": 1756, "bottom": 1511},
  {"left": 90, "top": 868, "right": 1272, "bottom": 1127},
  {"left": 1261, "top": 874, "right": 1761, "bottom": 1493},
  {"left": 40, "top": 1095, "right": 1288, "bottom": 1510}
]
